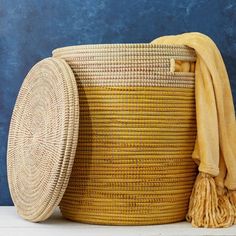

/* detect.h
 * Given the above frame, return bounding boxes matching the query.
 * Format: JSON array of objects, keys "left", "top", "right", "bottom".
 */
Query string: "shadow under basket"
[{"left": 52, "top": 44, "right": 198, "bottom": 225}]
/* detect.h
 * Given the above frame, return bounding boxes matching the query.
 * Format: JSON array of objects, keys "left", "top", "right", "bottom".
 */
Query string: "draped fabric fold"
[{"left": 151, "top": 32, "right": 236, "bottom": 228}]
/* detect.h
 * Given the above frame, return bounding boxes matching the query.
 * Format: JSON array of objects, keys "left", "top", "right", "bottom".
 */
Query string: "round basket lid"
[{"left": 7, "top": 58, "right": 79, "bottom": 222}]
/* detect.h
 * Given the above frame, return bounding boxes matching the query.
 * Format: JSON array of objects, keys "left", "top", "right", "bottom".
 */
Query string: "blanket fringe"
[
  {"left": 228, "top": 190, "right": 236, "bottom": 224},
  {"left": 186, "top": 172, "right": 235, "bottom": 228}
]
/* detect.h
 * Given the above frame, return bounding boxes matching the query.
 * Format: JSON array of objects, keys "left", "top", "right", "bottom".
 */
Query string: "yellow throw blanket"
[{"left": 151, "top": 32, "right": 236, "bottom": 228}]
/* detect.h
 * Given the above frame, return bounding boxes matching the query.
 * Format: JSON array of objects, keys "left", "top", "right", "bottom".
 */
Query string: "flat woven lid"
[{"left": 7, "top": 58, "right": 79, "bottom": 222}]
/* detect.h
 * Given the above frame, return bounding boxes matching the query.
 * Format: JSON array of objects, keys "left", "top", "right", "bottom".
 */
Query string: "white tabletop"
[{"left": 0, "top": 206, "right": 236, "bottom": 236}]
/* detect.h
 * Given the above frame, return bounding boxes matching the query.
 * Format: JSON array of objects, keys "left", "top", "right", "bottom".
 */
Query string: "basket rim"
[{"left": 52, "top": 43, "right": 194, "bottom": 55}]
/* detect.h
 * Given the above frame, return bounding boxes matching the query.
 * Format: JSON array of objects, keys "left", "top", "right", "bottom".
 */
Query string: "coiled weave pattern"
[
  {"left": 53, "top": 44, "right": 198, "bottom": 225},
  {"left": 7, "top": 58, "right": 79, "bottom": 222}
]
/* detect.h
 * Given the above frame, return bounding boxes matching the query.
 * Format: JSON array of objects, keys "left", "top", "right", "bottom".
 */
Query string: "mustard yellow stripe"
[
  {"left": 78, "top": 86, "right": 194, "bottom": 93},
  {"left": 62, "top": 85, "right": 196, "bottom": 224}
]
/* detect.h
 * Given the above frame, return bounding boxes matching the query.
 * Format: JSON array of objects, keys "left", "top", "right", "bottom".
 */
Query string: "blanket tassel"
[{"left": 186, "top": 172, "right": 235, "bottom": 227}]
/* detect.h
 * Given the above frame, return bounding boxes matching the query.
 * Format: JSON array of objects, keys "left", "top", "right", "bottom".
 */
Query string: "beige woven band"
[{"left": 53, "top": 44, "right": 196, "bottom": 88}]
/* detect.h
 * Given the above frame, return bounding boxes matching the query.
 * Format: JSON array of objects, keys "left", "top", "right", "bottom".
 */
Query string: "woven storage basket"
[{"left": 52, "top": 44, "right": 197, "bottom": 225}]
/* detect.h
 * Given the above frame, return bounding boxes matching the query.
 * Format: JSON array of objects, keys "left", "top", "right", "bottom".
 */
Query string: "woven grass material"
[
  {"left": 7, "top": 58, "right": 79, "bottom": 222},
  {"left": 53, "top": 44, "right": 198, "bottom": 225}
]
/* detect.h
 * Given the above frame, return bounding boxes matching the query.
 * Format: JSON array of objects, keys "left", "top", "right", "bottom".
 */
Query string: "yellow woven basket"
[{"left": 52, "top": 44, "right": 198, "bottom": 225}]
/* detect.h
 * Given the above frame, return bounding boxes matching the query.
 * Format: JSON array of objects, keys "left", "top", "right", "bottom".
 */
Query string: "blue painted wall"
[{"left": 0, "top": 0, "right": 236, "bottom": 205}]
